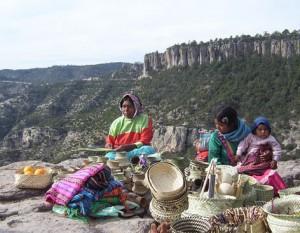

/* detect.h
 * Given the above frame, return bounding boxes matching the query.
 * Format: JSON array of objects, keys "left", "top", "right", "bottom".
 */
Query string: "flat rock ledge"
[
  {"left": 1, "top": 159, "right": 300, "bottom": 233},
  {"left": 0, "top": 160, "right": 153, "bottom": 233}
]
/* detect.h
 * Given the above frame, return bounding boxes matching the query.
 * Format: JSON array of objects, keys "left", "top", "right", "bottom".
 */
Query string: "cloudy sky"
[{"left": 0, "top": 0, "right": 299, "bottom": 69}]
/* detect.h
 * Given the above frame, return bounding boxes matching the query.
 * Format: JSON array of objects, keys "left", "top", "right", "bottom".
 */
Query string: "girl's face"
[
  {"left": 214, "top": 119, "right": 233, "bottom": 134},
  {"left": 255, "top": 124, "right": 270, "bottom": 139},
  {"left": 121, "top": 100, "right": 135, "bottom": 118}
]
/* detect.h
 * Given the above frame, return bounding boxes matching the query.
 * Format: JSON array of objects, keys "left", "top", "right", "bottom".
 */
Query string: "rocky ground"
[
  {"left": 1, "top": 158, "right": 300, "bottom": 233},
  {"left": 0, "top": 160, "right": 153, "bottom": 233}
]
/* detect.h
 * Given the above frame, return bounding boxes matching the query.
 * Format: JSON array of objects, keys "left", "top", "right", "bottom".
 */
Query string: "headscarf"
[
  {"left": 251, "top": 116, "right": 271, "bottom": 133},
  {"left": 119, "top": 93, "right": 144, "bottom": 118},
  {"left": 223, "top": 118, "right": 251, "bottom": 142}
]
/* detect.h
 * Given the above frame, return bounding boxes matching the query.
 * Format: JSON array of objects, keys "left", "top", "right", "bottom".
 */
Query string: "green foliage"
[{"left": 1, "top": 51, "right": 300, "bottom": 164}]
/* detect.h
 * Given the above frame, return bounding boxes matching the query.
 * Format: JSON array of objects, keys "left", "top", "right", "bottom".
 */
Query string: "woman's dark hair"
[
  {"left": 120, "top": 96, "right": 134, "bottom": 107},
  {"left": 215, "top": 106, "right": 238, "bottom": 129}
]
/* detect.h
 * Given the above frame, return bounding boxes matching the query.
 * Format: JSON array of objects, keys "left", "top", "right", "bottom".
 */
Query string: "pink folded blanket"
[{"left": 45, "top": 164, "right": 106, "bottom": 205}]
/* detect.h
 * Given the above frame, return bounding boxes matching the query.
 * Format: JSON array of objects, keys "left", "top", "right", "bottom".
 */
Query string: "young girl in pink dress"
[{"left": 236, "top": 116, "right": 286, "bottom": 195}]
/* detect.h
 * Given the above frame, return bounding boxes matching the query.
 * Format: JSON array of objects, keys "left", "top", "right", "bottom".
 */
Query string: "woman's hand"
[
  {"left": 115, "top": 144, "right": 136, "bottom": 152},
  {"left": 149, "top": 222, "right": 170, "bottom": 233},
  {"left": 270, "top": 160, "right": 278, "bottom": 169}
]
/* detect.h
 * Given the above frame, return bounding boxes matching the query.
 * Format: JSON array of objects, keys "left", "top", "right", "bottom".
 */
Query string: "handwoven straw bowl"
[
  {"left": 170, "top": 217, "right": 211, "bottom": 233},
  {"left": 146, "top": 161, "right": 185, "bottom": 201},
  {"left": 263, "top": 195, "right": 300, "bottom": 221},
  {"left": 263, "top": 196, "right": 300, "bottom": 233}
]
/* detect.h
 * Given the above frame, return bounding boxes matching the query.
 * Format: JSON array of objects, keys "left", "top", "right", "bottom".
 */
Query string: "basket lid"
[{"left": 146, "top": 161, "right": 185, "bottom": 196}]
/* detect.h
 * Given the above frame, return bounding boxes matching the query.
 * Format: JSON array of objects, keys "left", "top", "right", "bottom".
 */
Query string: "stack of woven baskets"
[{"left": 146, "top": 161, "right": 188, "bottom": 223}]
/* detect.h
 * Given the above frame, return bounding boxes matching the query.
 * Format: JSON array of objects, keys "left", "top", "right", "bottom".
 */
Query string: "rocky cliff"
[{"left": 143, "top": 31, "right": 300, "bottom": 75}]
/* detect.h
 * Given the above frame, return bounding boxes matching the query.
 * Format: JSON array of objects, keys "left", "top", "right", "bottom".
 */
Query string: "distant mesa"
[{"left": 143, "top": 30, "right": 300, "bottom": 76}]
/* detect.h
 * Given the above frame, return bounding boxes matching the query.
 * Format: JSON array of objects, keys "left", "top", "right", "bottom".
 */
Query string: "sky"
[{"left": 0, "top": 0, "right": 299, "bottom": 70}]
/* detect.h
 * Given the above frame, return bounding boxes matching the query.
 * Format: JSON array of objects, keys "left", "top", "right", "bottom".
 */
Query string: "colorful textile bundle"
[
  {"left": 45, "top": 164, "right": 108, "bottom": 205},
  {"left": 67, "top": 179, "right": 122, "bottom": 215}
]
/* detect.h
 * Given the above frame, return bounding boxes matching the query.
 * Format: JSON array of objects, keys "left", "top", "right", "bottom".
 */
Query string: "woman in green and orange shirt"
[{"left": 105, "top": 93, "right": 155, "bottom": 160}]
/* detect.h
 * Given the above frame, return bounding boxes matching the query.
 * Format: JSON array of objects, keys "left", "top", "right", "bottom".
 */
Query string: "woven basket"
[
  {"left": 146, "top": 161, "right": 185, "bottom": 201},
  {"left": 267, "top": 214, "right": 300, "bottom": 233},
  {"left": 255, "top": 184, "right": 274, "bottom": 202},
  {"left": 151, "top": 192, "right": 188, "bottom": 213},
  {"left": 279, "top": 186, "right": 300, "bottom": 197},
  {"left": 189, "top": 159, "right": 208, "bottom": 171},
  {"left": 182, "top": 192, "right": 243, "bottom": 217},
  {"left": 15, "top": 167, "right": 53, "bottom": 189},
  {"left": 170, "top": 217, "right": 211, "bottom": 233},
  {"left": 149, "top": 200, "right": 183, "bottom": 223},
  {"left": 263, "top": 195, "right": 300, "bottom": 233}
]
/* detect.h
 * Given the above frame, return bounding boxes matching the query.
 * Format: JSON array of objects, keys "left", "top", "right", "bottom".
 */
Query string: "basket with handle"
[
  {"left": 15, "top": 166, "right": 53, "bottom": 189},
  {"left": 263, "top": 195, "right": 300, "bottom": 233},
  {"left": 182, "top": 191, "right": 243, "bottom": 217},
  {"left": 170, "top": 216, "right": 212, "bottom": 233}
]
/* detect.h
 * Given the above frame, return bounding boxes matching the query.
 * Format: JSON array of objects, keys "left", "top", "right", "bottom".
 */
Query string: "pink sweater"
[{"left": 236, "top": 134, "right": 281, "bottom": 161}]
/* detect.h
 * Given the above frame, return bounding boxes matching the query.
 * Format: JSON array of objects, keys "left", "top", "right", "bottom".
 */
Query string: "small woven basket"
[
  {"left": 15, "top": 167, "right": 53, "bottom": 189},
  {"left": 170, "top": 216, "right": 211, "bottom": 233},
  {"left": 255, "top": 184, "right": 274, "bottom": 202}
]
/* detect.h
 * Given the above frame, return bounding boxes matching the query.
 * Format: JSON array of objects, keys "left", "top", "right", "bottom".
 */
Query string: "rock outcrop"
[
  {"left": 152, "top": 125, "right": 198, "bottom": 153},
  {"left": 143, "top": 33, "right": 300, "bottom": 75}
]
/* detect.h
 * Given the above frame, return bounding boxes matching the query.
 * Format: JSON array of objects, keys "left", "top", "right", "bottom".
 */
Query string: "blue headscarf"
[
  {"left": 251, "top": 116, "right": 271, "bottom": 133},
  {"left": 223, "top": 118, "right": 251, "bottom": 142}
]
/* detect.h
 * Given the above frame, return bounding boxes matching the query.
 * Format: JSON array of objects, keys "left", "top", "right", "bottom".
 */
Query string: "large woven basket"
[
  {"left": 182, "top": 192, "right": 243, "bottom": 217},
  {"left": 15, "top": 167, "right": 53, "bottom": 189},
  {"left": 263, "top": 195, "right": 300, "bottom": 233},
  {"left": 170, "top": 217, "right": 211, "bottom": 233},
  {"left": 279, "top": 186, "right": 300, "bottom": 197},
  {"left": 146, "top": 161, "right": 185, "bottom": 201}
]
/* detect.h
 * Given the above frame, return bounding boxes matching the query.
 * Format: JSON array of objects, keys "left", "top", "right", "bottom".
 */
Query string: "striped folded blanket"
[{"left": 45, "top": 164, "right": 108, "bottom": 206}]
